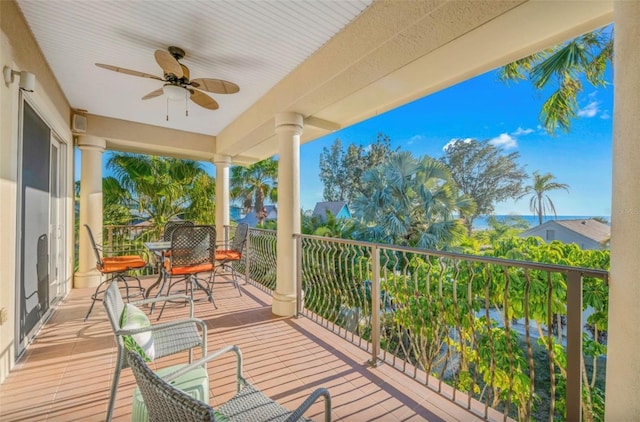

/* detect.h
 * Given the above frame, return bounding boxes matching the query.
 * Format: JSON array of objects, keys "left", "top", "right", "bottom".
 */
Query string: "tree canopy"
[
  {"left": 230, "top": 158, "right": 278, "bottom": 225},
  {"left": 351, "top": 151, "right": 474, "bottom": 249},
  {"left": 104, "top": 153, "right": 216, "bottom": 231},
  {"left": 440, "top": 139, "right": 527, "bottom": 235},
  {"left": 319, "top": 133, "right": 396, "bottom": 207}
]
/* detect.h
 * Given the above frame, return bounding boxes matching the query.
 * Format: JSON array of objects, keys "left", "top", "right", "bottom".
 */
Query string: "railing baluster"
[
  {"left": 245, "top": 227, "right": 251, "bottom": 285},
  {"left": 295, "top": 235, "right": 302, "bottom": 317},
  {"left": 566, "top": 270, "right": 583, "bottom": 422},
  {"left": 370, "top": 245, "right": 381, "bottom": 367}
]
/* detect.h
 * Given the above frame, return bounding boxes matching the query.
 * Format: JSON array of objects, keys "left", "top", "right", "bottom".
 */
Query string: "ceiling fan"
[{"left": 96, "top": 46, "right": 239, "bottom": 111}]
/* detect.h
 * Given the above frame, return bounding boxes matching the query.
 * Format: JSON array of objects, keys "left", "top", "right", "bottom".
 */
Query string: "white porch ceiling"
[
  {"left": 16, "top": 0, "right": 613, "bottom": 164},
  {"left": 17, "top": 0, "right": 372, "bottom": 136}
]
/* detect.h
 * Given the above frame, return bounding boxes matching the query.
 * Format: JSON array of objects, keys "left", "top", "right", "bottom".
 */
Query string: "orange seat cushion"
[
  {"left": 100, "top": 256, "right": 146, "bottom": 273},
  {"left": 215, "top": 250, "right": 241, "bottom": 261},
  {"left": 167, "top": 262, "right": 214, "bottom": 275},
  {"left": 106, "top": 255, "right": 145, "bottom": 261}
]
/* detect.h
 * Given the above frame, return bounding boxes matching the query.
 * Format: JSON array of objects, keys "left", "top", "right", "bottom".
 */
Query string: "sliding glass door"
[{"left": 17, "top": 100, "right": 67, "bottom": 353}]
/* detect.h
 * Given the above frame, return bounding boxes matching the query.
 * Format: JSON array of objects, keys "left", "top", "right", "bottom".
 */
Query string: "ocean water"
[{"left": 471, "top": 215, "right": 610, "bottom": 231}]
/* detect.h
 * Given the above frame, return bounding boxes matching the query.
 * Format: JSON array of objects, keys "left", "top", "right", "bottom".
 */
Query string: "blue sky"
[
  {"left": 83, "top": 34, "right": 613, "bottom": 218},
  {"left": 298, "top": 66, "right": 613, "bottom": 217}
]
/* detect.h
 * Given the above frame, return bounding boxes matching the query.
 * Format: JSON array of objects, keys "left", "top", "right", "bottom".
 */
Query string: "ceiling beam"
[{"left": 83, "top": 114, "right": 216, "bottom": 161}]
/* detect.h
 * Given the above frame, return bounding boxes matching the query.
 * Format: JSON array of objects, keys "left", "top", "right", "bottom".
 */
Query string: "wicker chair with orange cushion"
[
  {"left": 159, "top": 225, "right": 217, "bottom": 319},
  {"left": 212, "top": 223, "right": 248, "bottom": 296},
  {"left": 84, "top": 224, "right": 147, "bottom": 321}
]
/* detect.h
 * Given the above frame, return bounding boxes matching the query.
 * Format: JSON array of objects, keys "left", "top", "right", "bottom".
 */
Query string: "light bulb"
[{"left": 163, "top": 84, "right": 185, "bottom": 101}]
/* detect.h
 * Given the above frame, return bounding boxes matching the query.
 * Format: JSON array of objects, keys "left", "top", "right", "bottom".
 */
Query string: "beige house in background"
[{"left": 519, "top": 219, "right": 610, "bottom": 250}]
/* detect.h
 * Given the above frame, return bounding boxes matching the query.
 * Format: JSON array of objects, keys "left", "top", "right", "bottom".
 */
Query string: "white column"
[
  {"left": 606, "top": 1, "right": 640, "bottom": 419},
  {"left": 74, "top": 135, "right": 105, "bottom": 288},
  {"left": 214, "top": 154, "right": 231, "bottom": 244},
  {"left": 272, "top": 112, "right": 303, "bottom": 316}
]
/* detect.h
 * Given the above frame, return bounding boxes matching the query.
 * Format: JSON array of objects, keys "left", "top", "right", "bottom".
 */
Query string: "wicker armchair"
[
  {"left": 128, "top": 345, "right": 332, "bottom": 422},
  {"left": 103, "top": 281, "right": 207, "bottom": 421}
]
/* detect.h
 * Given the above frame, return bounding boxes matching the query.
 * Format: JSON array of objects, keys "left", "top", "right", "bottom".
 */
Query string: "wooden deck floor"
[{"left": 0, "top": 277, "right": 485, "bottom": 421}]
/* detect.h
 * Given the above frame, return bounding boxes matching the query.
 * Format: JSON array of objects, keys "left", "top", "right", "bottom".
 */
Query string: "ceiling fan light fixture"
[{"left": 163, "top": 84, "right": 185, "bottom": 101}]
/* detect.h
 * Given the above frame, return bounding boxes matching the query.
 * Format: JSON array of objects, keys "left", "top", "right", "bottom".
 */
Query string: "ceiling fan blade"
[
  {"left": 96, "top": 63, "right": 163, "bottom": 80},
  {"left": 190, "top": 89, "right": 219, "bottom": 110},
  {"left": 141, "top": 88, "right": 164, "bottom": 100},
  {"left": 190, "top": 78, "right": 239, "bottom": 94},
  {"left": 154, "top": 50, "right": 183, "bottom": 78}
]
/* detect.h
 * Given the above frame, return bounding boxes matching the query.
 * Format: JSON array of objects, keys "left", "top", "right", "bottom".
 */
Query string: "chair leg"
[
  {"left": 212, "top": 262, "right": 243, "bottom": 297},
  {"left": 149, "top": 270, "right": 168, "bottom": 314},
  {"left": 117, "top": 274, "right": 145, "bottom": 303},
  {"left": 106, "top": 346, "right": 125, "bottom": 422},
  {"left": 157, "top": 275, "right": 188, "bottom": 320},
  {"left": 84, "top": 277, "right": 110, "bottom": 322},
  {"left": 229, "top": 263, "right": 243, "bottom": 296},
  {"left": 193, "top": 274, "right": 217, "bottom": 309}
]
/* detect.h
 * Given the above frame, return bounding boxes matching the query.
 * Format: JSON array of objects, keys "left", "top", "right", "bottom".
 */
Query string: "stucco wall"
[
  {"left": 521, "top": 223, "right": 603, "bottom": 250},
  {"left": 0, "top": 0, "right": 72, "bottom": 384}
]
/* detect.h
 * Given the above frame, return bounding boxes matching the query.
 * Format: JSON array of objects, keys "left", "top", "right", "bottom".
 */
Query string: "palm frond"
[{"left": 540, "top": 76, "right": 580, "bottom": 134}]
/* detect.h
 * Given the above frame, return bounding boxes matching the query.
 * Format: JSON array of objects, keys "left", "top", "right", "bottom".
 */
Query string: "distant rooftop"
[
  {"left": 312, "top": 201, "right": 349, "bottom": 220},
  {"left": 553, "top": 219, "right": 610, "bottom": 243},
  {"left": 521, "top": 218, "right": 610, "bottom": 244}
]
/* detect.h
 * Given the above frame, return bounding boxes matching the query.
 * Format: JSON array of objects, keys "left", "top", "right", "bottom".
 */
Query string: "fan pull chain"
[
  {"left": 166, "top": 97, "right": 170, "bottom": 121},
  {"left": 185, "top": 90, "right": 189, "bottom": 117}
]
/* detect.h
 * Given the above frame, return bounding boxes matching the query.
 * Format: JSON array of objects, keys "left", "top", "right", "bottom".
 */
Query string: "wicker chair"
[
  {"left": 127, "top": 345, "right": 332, "bottom": 422},
  {"left": 212, "top": 223, "right": 248, "bottom": 295},
  {"left": 159, "top": 225, "right": 217, "bottom": 319},
  {"left": 103, "top": 281, "right": 207, "bottom": 422},
  {"left": 83, "top": 224, "right": 147, "bottom": 321}
]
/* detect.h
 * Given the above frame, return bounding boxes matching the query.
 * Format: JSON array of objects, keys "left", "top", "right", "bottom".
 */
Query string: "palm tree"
[
  {"left": 499, "top": 26, "right": 612, "bottom": 135},
  {"left": 519, "top": 172, "right": 570, "bottom": 225},
  {"left": 106, "top": 153, "right": 215, "bottom": 235},
  {"left": 103, "top": 176, "right": 133, "bottom": 225},
  {"left": 351, "top": 151, "right": 474, "bottom": 249},
  {"left": 230, "top": 158, "right": 278, "bottom": 225},
  {"left": 181, "top": 171, "right": 217, "bottom": 225}
]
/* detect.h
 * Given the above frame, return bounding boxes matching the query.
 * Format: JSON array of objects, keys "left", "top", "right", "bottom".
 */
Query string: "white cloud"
[
  {"left": 578, "top": 101, "right": 599, "bottom": 118},
  {"left": 511, "top": 127, "right": 534, "bottom": 136},
  {"left": 363, "top": 144, "right": 372, "bottom": 153},
  {"left": 442, "top": 138, "right": 472, "bottom": 152},
  {"left": 600, "top": 110, "right": 611, "bottom": 120},
  {"left": 407, "top": 134, "right": 425, "bottom": 145},
  {"left": 489, "top": 133, "right": 517, "bottom": 149}
]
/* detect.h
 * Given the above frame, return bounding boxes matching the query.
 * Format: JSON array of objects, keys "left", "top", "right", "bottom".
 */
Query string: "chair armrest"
[
  {"left": 116, "top": 317, "right": 205, "bottom": 337},
  {"left": 162, "top": 345, "right": 244, "bottom": 392},
  {"left": 131, "top": 295, "right": 195, "bottom": 317},
  {"left": 286, "top": 388, "right": 332, "bottom": 422}
]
